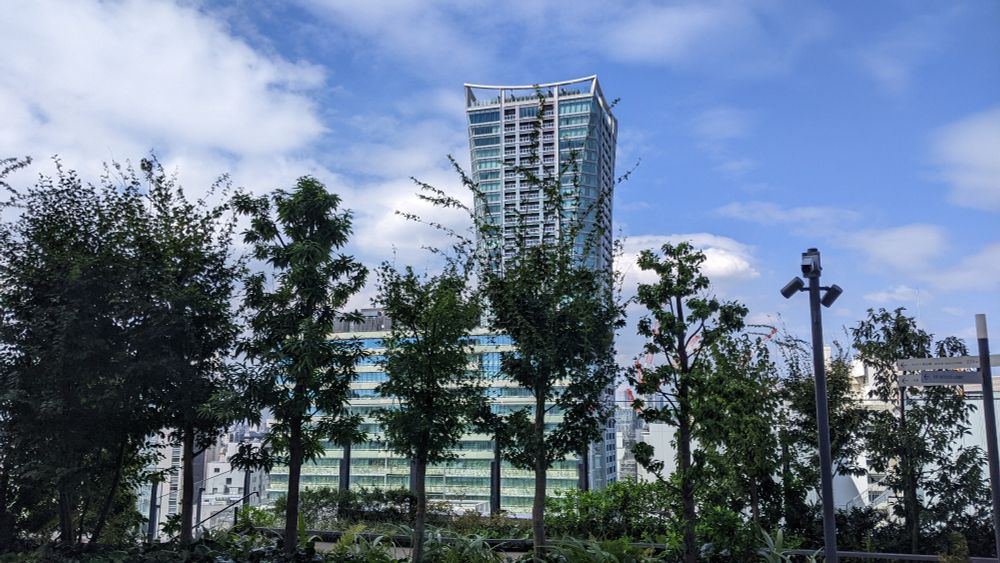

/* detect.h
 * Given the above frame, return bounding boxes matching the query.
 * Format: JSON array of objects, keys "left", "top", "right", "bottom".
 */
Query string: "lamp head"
[
  {"left": 780, "top": 277, "right": 805, "bottom": 299},
  {"left": 821, "top": 284, "right": 843, "bottom": 308}
]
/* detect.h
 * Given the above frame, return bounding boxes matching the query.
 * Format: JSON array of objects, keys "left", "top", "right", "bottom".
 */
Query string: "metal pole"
[
  {"left": 807, "top": 267, "right": 839, "bottom": 562},
  {"left": 976, "top": 314, "right": 1000, "bottom": 553},
  {"left": 194, "top": 487, "right": 204, "bottom": 539},
  {"left": 147, "top": 479, "right": 159, "bottom": 543}
]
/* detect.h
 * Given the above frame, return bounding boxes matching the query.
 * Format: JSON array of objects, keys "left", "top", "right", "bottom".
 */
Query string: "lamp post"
[{"left": 781, "top": 248, "right": 842, "bottom": 563}]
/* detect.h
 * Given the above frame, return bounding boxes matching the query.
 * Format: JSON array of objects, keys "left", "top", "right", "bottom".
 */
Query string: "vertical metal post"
[
  {"left": 490, "top": 435, "right": 501, "bottom": 515},
  {"left": 147, "top": 479, "right": 159, "bottom": 543},
  {"left": 807, "top": 264, "right": 838, "bottom": 563},
  {"left": 194, "top": 487, "right": 204, "bottom": 539},
  {"left": 976, "top": 314, "right": 1000, "bottom": 553}
]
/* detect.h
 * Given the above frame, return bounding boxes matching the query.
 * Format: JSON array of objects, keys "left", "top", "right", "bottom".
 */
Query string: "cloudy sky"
[{"left": 2, "top": 0, "right": 998, "bottom": 358}]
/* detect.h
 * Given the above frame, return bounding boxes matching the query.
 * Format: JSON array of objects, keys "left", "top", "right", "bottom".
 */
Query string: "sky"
[{"left": 1, "top": 0, "right": 998, "bottom": 360}]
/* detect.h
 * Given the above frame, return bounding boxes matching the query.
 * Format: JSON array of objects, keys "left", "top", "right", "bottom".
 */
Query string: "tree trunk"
[
  {"left": 0, "top": 458, "right": 12, "bottom": 550},
  {"left": 900, "top": 389, "right": 919, "bottom": 552},
  {"left": 749, "top": 478, "right": 760, "bottom": 526},
  {"left": 412, "top": 455, "right": 427, "bottom": 563},
  {"left": 532, "top": 394, "right": 547, "bottom": 562},
  {"left": 58, "top": 486, "right": 74, "bottom": 544},
  {"left": 90, "top": 437, "right": 128, "bottom": 545},
  {"left": 674, "top": 295, "right": 697, "bottom": 563},
  {"left": 678, "top": 405, "right": 697, "bottom": 563},
  {"left": 284, "top": 418, "right": 304, "bottom": 555},
  {"left": 180, "top": 425, "right": 195, "bottom": 544}
]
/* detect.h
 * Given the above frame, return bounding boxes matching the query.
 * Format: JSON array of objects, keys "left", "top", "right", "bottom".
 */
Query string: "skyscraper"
[
  {"left": 465, "top": 76, "right": 619, "bottom": 489},
  {"left": 464, "top": 75, "right": 617, "bottom": 273},
  {"left": 269, "top": 77, "right": 620, "bottom": 513}
]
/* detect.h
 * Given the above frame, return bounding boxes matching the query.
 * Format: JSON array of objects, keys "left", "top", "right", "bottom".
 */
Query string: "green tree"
[
  {"left": 233, "top": 177, "right": 367, "bottom": 554},
  {"left": 0, "top": 157, "right": 162, "bottom": 545},
  {"left": 696, "top": 333, "right": 783, "bottom": 530},
  {"left": 776, "top": 337, "right": 870, "bottom": 539},
  {"left": 851, "top": 308, "right": 988, "bottom": 553},
  {"left": 406, "top": 96, "right": 625, "bottom": 560},
  {"left": 130, "top": 158, "right": 244, "bottom": 543},
  {"left": 626, "top": 242, "right": 747, "bottom": 563},
  {"left": 372, "top": 263, "right": 484, "bottom": 562}
]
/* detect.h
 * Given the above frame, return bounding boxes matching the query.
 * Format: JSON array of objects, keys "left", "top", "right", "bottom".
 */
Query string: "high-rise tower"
[
  {"left": 464, "top": 76, "right": 619, "bottom": 490},
  {"left": 464, "top": 75, "right": 617, "bottom": 274}
]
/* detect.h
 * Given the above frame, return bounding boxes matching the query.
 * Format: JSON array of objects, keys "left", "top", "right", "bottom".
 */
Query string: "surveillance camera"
[
  {"left": 801, "top": 248, "right": 821, "bottom": 277},
  {"left": 780, "top": 277, "right": 805, "bottom": 299},
  {"left": 820, "top": 284, "right": 843, "bottom": 308}
]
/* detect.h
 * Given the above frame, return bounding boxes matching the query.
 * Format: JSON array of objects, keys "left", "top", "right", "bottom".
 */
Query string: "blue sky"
[{"left": 1, "top": 0, "right": 998, "bottom": 358}]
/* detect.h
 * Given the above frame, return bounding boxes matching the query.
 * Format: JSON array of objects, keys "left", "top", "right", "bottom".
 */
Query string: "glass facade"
[
  {"left": 267, "top": 319, "right": 580, "bottom": 513},
  {"left": 463, "top": 76, "right": 617, "bottom": 275}
]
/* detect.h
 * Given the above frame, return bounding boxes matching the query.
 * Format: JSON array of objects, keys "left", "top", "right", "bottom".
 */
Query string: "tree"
[
  {"left": 405, "top": 95, "right": 625, "bottom": 560},
  {"left": 851, "top": 308, "right": 988, "bottom": 553},
  {"left": 234, "top": 177, "right": 367, "bottom": 554},
  {"left": 626, "top": 241, "right": 747, "bottom": 563},
  {"left": 0, "top": 157, "right": 163, "bottom": 545},
  {"left": 129, "top": 158, "right": 244, "bottom": 543},
  {"left": 372, "top": 263, "right": 484, "bottom": 562},
  {"left": 696, "top": 332, "right": 783, "bottom": 530},
  {"left": 777, "top": 337, "right": 870, "bottom": 539}
]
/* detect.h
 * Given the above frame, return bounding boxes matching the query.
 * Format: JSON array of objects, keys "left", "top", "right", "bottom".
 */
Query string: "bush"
[{"left": 546, "top": 480, "right": 674, "bottom": 541}]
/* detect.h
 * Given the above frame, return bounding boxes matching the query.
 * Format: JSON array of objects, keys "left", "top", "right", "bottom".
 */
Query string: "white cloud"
[
  {"left": 847, "top": 224, "right": 949, "bottom": 273},
  {"left": 863, "top": 285, "right": 932, "bottom": 304},
  {"left": 922, "top": 243, "right": 1000, "bottom": 292},
  {"left": 717, "top": 201, "right": 861, "bottom": 229},
  {"left": 295, "top": 0, "right": 831, "bottom": 78},
  {"left": 857, "top": 7, "right": 957, "bottom": 95},
  {"left": 617, "top": 234, "right": 758, "bottom": 293},
  {"left": 932, "top": 107, "right": 1000, "bottom": 211},
  {"left": 692, "top": 107, "right": 751, "bottom": 144},
  {"left": 0, "top": 0, "right": 325, "bottom": 164},
  {"left": 691, "top": 107, "right": 758, "bottom": 177}
]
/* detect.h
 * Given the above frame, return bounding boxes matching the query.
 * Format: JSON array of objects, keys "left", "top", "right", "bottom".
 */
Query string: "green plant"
[
  {"left": 546, "top": 480, "right": 673, "bottom": 541},
  {"left": 422, "top": 527, "right": 505, "bottom": 563},
  {"left": 757, "top": 528, "right": 816, "bottom": 563},
  {"left": 543, "top": 536, "right": 665, "bottom": 563}
]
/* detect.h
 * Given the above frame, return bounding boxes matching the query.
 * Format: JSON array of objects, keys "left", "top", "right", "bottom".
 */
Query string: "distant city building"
[
  {"left": 138, "top": 425, "right": 269, "bottom": 541},
  {"left": 464, "top": 75, "right": 617, "bottom": 273},
  {"left": 269, "top": 309, "right": 580, "bottom": 514},
  {"left": 269, "top": 76, "right": 621, "bottom": 511},
  {"left": 198, "top": 427, "right": 269, "bottom": 532},
  {"left": 464, "top": 75, "right": 619, "bottom": 492}
]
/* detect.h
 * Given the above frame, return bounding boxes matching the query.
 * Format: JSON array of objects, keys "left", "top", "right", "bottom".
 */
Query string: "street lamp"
[{"left": 781, "top": 247, "right": 841, "bottom": 563}]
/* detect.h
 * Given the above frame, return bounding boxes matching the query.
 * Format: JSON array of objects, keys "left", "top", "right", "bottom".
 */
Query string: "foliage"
[
  {"left": 626, "top": 241, "right": 748, "bottom": 563},
  {"left": 0, "top": 157, "right": 218, "bottom": 546},
  {"left": 273, "top": 487, "right": 416, "bottom": 530},
  {"left": 546, "top": 480, "right": 673, "bottom": 541},
  {"left": 776, "top": 337, "right": 870, "bottom": 536},
  {"left": 131, "top": 157, "right": 245, "bottom": 543},
  {"left": 851, "top": 308, "right": 989, "bottom": 553},
  {"left": 233, "top": 176, "right": 367, "bottom": 554},
  {"left": 757, "top": 528, "right": 815, "bottom": 563},
  {"left": 373, "top": 262, "right": 484, "bottom": 562},
  {"left": 541, "top": 536, "right": 665, "bottom": 563},
  {"left": 695, "top": 334, "right": 782, "bottom": 530},
  {"left": 422, "top": 527, "right": 505, "bottom": 563},
  {"left": 405, "top": 95, "right": 625, "bottom": 560}
]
